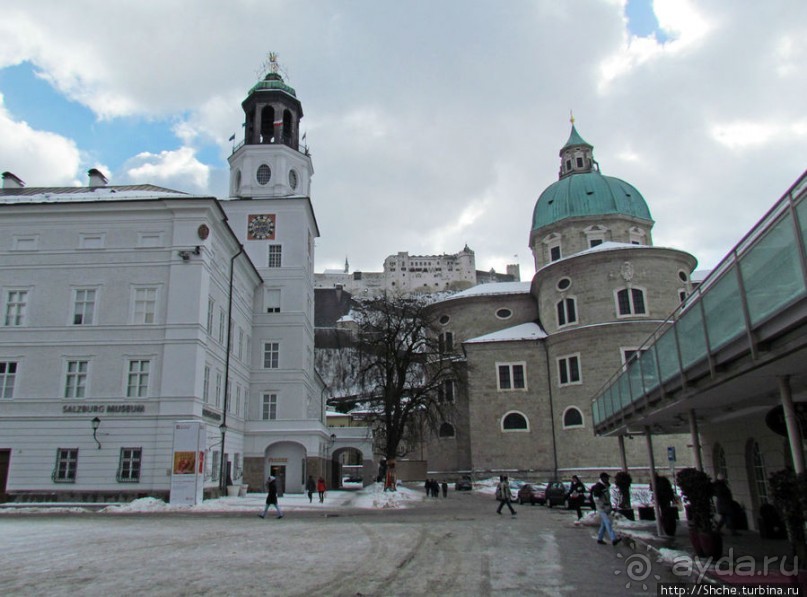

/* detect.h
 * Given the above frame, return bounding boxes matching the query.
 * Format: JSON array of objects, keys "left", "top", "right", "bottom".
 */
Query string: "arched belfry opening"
[{"left": 260, "top": 106, "right": 275, "bottom": 143}]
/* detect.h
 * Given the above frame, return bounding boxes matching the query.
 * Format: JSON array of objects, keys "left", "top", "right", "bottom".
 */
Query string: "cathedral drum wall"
[{"left": 430, "top": 293, "right": 537, "bottom": 345}]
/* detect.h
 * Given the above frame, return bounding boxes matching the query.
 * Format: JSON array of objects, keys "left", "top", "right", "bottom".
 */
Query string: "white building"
[{"left": 0, "top": 65, "right": 372, "bottom": 501}]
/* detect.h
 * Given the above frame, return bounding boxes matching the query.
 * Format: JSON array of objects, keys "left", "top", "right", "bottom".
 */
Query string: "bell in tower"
[{"left": 228, "top": 53, "right": 313, "bottom": 199}]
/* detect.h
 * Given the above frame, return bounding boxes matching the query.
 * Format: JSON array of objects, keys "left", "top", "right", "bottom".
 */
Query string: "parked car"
[
  {"left": 455, "top": 475, "right": 473, "bottom": 491},
  {"left": 544, "top": 481, "right": 568, "bottom": 508},
  {"left": 516, "top": 483, "right": 545, "bottom": 505}
]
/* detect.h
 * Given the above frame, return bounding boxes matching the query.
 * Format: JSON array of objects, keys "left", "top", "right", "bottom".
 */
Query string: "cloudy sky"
[{"left": 1, "top": 0, "right": 805, "bottom": 278}]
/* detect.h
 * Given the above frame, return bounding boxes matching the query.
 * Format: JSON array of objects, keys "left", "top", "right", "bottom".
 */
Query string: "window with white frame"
[
  {"left": 226, "top": 380, "right": 232, "bottom": 412},
  {"left": 218, "top": 308, "right": 226, "bottom": 343},
  {"left": 64, "top": 360, "right": 89, "bottom": 398},
  {"left": 235, "top": 385, "right": 241, "bottom": 416},
  {"left": 265, "top": 289, "right": 281, "bottom": 313},
  {"left": 215, "top": 371, "right": 223, "bottom": 408},
  {"left": 133, "top": 287, "right": 157, "bottom": 324},
  {"left": 438, "top": 379, "right": 455, "bottom": 403},
  {"left": 557, "top": 354, "right": 581, "bottom": 386},
  {"left": 72, "top": 288, "right": 97, "bottom": 325},
  {"left": 117, "top": 448, "right": 142, "bottom": 482},
  {"left": 211, "top": 450, "right": 220, "bottom": 481},
  {"left": 53, "top": 448, "right": 78, "bottom": 482},
  {"left": 556, "top": 297, "right": 577, "bottom": 327},
  {"left": 584, "top": 225, "right": 607, "bottom": 248},
  {"left": 501, "top": 412, "right": 529, "bottom": 431},
  {"left": 262, "top": 393, "right": 278, "bottom": 420},
  {"left": 439, "top": 331, "right": 454, "bottom": 353},
  {"left": 126, "top": 360, "right": 150, "bottom": 398},
  {"left": 263, "top": 342, "right": 280, "bottom": 369},
  {"left": 629, "top": 227, "right": 646, "bottom": 245},
  {"left": 237, "top": 328, "right": 245, "bottom": 359},
  {"left": 203, "top": 365, "right": 210, "bottom": 403},
  {"left": 497, "top": 362, "right": 526, "bottom": 390},
  {"left": 268, "top": 245, "right": 282, "bottom": 268},
  {"left": 207, "top": 297, "right": 215, "bottom": 334},
  {"left": 0, "top": 361, "right": 17, "bottom": 398},
  {"left": 4, "top": 290, "right": 28, "bottom": 326},
  {"left": 616, "top": 287, "right": 647, "bottom": 316},
  {"left": 562, "top": 406, "right": 584, "bottom": 429}
]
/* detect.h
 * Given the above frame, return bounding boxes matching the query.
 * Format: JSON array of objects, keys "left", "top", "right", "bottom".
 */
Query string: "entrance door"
[
  {"left": 0, "top": 450, "right": 10, "bottom": 503},
  {"left": 270, "top": 465, "right": 286, "bottom": 497}
]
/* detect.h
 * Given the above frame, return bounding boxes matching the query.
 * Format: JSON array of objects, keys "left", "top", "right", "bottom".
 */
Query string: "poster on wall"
[{"left": 169, "top": 421, "right": 205, "bottom": 505}]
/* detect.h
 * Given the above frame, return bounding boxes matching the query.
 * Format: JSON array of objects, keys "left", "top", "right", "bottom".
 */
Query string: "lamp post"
[
  {"left": 219, "top": 423, "right": 227, "bottom": 494},
  {"left": 91, "top": 416, "right": 102, "bottom": 449}
]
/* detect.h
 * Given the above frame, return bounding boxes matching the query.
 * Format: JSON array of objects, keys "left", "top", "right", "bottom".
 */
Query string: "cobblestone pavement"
[{"left": 0, "top": 491, "right": 690, "bottom": 596}]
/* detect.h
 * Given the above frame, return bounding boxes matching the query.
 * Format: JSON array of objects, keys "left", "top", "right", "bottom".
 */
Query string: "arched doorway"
[
  {"left": 265, "top": 441, "right": 306, "bottom": 494},
  {"left": 331, "top": 447, "right": 366, "bottom": 488}
]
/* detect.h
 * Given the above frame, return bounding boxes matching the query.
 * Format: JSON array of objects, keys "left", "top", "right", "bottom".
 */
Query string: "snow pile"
[{"left": 359, "top": 483, "right": 420, "bottom": 509}]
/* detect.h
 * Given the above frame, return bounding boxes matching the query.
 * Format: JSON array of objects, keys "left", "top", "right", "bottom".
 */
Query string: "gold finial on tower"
[
  {"left": 269, "top": 52, "right": 279, "bottom": 73},
  {"left": 570, "top": 109, "right": 575, "bottom": 125},
  {"left": 256, "top": 52, "right": 282, "bottom": 80}
]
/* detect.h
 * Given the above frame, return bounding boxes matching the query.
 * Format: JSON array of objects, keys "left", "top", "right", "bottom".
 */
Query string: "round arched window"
[
  {"left": 256, "top": 164, "right": 272, "bottom": 185},
  {"left": 678, "top": 271, "right": 688, "bottom": 282},
  {"left": 439, "top": 315, "right": 450, "bottom": 325},
  {"left": 557, "top": 277, "right": 572, "bottom": 291},
  {"left": 502, "top": 412, "right": 528, "bottom": 431},
  {"left": 496, "top": 308, "right": 512, "bottom": 319},
  {"left": 563, "top": 407, "right": 584, "bottom": 429},
  {"left": 438, "top": 423, "right": 455, "bottom": 438}
]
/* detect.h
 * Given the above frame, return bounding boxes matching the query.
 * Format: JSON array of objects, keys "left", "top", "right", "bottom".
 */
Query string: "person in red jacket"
[{"left": 317, "top": 476, "right": 326, "bottom": 503}]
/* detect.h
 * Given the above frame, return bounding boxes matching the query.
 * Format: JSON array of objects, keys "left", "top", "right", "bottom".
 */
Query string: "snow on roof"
[
  {"left": 691, "top": 269, "right": 711, "bottom": 283},
  {"left": 0, "top": 185, "right": 193, "bottom": 204},
  {"left": 465, "top": 322, "right": 547, "bottom": 344},
  {"left": 435, "top": 281, "right": 532, "bottom": 304}
]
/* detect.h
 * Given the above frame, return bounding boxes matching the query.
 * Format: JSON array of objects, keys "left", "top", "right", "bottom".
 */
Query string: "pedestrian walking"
[
  {"left": 714, "top": 474, "right": 739, "bottom": 535},
  {"left": 495, "top": 475, "right": 517, "bottom": 516},
  {"left": 441, "top": 481, "right": 448, "bottom": 498},
  {"left": 567, "top": 474, "right": 586, "bottom": 520},
  {"left": 591, "top": 472, "right": 619, "bottom": 545},
  {"left": 317, "top": 476, "right": 326, "bottom": 503},
  {"left": 306, "top": 475, "right": 316, "bottom": 503},
  {"left": 258, "top": 476, "right": 283, "bottom": 519}
]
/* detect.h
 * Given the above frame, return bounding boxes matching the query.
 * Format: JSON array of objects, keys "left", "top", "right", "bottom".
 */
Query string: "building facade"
[
  {"left": 0, "top": 66, "right": 372, "bottom": 502},
  {"left": 423, "top": 125, "right": 697, "bottom": 483}
]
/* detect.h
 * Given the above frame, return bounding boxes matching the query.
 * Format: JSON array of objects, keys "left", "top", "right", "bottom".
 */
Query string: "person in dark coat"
[
  {"left": 591, "top": 472, "right": 620, "bottom": 545},
  {"left": 714, "top": 474, "right": 739, "bottom": 535},
  {"left": 259, "top": 476, "right": 283, "bottom": 519},
  {"left": 306, "top": 475, "right": 316, "bottom": 503},
  {"left": 441, "top": 481, "right": 448, "bottom": 498},
  {"left": 495, "top": 475, "right": 517, "bottom": 516},
  {"left": 567, "top": 474, "right": 587, "bottom": 520}
]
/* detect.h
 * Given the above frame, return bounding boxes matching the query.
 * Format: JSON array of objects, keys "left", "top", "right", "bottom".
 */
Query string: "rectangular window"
[
  {"left": 557, "top": 298, "right": 577, "bottom": 326},
  {"left": 558, "top": 355, "right": 581, "bottom": 385},
  {"left": 117, "top": 448, "right": 142, "bottom": 482},
  {"left": 211, "top": 450, "right": 220, "bottom": 481},
  {"left": 439, "top": 332, "right": 454, "bottom": 352},
  {"left": 268, "top": 245, "right": 282, "bottom": 268},
  {"left": 438, "top": 379, "right": 455, "bottom": 403},
  {"left": 497, "top": 363, "right": 526, "bottom": 390},
  {"left": 265, "top": 289, "right": 281, "bottom": 313},
  {"left": 215, "top": 371, "right": 223, "bottom": 408},
  {"left": 589, "top": 238, "right": 603, "bottom": 248},
  {"left": 262, "top": 393, "right": 278, "bottom": 420},
  {"left": 207, "top": 297, "right": 215, "bottom": 334},
  {"left": 133, "top": 287, "right": 157, "bottom": 324},
  {"left": 5, "top": 290, "right": 28, "bottom": 326},
  {"left": 64, "top": 360, "right": 88, "bottom": 398},
  {"left": 235, "top": 385, "right": 241, "bottom": 416},
  {"left": 617, "top": 288, "right": 647, "bottom": 316},
  {"left": 263, "top": 342, "right": 279, "bottom": 369},
  {"left": 54, "top": 448, "right": 78, "bottom": 483},
  {"left": 218, "top": 308, "right": 226, "bottom": 343},
  {"left": 126, "top": 360, "right": 150, "bottom": 398},
  {"left": 549, "top": 245, "right": 561, "bottom": 262},
  {"left": 0, "top": 361, "right": 17, "bottom": 398},
  {"left": 237, "top": 328, "right": 245, "bottom": 359},
  {"left": 73, "top": 289, "right": 96, "bottom": 325},
  {"left": 203, "top": 365, "right": 210, "bottom": 403}
]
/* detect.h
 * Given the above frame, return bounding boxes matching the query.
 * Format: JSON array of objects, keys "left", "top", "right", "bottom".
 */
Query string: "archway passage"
[
  {"left": 332, "top": 447, "right": 366, "bottom": 488},
  {"left": 264, "top": 441, "right": 307, "bottom": 494}
]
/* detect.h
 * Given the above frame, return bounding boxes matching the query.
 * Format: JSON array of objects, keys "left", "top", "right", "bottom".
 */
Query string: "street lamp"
[
  {"left": 218, "top": 423, "right": 227, "bottom": 493},
  {"left": 91, "top": 416, "right": 102, "bottom": 449}
]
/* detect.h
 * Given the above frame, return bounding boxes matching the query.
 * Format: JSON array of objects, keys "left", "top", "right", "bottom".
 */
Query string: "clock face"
[
  {"left": 247, "top": 214, "right": 276, "bottom": 240},
  {"left": 289, "top": 169, "right": 298, "bottom": 190}
]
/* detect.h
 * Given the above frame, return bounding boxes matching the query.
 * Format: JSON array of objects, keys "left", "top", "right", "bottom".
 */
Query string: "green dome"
[
  {"left": 247, "top": 72, "right": 297, "bottom": 98},
  {"left": 532, "top": 171, "right": 653, "bottom": 231}
]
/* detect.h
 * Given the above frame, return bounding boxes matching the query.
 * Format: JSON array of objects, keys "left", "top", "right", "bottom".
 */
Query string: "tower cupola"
[{"left": 558, "top": 115, "right": 598, "bottom": 179}]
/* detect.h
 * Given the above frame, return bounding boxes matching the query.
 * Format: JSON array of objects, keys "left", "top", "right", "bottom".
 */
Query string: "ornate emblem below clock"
[
  {"left": 197, "top": 224, "right": 210, "bottom": 240},
  {"left": 247, "top": 214, "right": 276, "bottom": 240}
]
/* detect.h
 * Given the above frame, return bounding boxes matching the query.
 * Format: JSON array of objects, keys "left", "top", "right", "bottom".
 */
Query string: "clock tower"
[{"left": 227, "top": 55, "right": 313, "bottom": 199}]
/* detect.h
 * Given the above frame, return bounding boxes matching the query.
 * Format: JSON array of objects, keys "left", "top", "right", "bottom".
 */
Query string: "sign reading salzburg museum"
[{"left": 62, "top": 404, "right": 146, "bottom": 414}]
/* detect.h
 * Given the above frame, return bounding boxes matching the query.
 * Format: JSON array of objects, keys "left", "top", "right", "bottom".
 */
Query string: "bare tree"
[{"left": 332, "top": 293, "right": 463, "bottom": 462}]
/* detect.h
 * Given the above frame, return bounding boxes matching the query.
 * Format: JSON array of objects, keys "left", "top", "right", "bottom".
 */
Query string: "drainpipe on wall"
[
  {"left": 219, "top": 244, "right": 245, "bottom": 494},
  {"left": 543, "top": 342, "right": 559, "bottom": 478}
]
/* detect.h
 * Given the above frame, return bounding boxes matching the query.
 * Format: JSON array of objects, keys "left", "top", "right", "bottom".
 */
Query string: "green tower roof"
[
  {"left": 560, "top": 124, "right": 591, "bottom": 154},
  {"left": 247, "top": 72, "right": 297, "bottom": 98}
]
